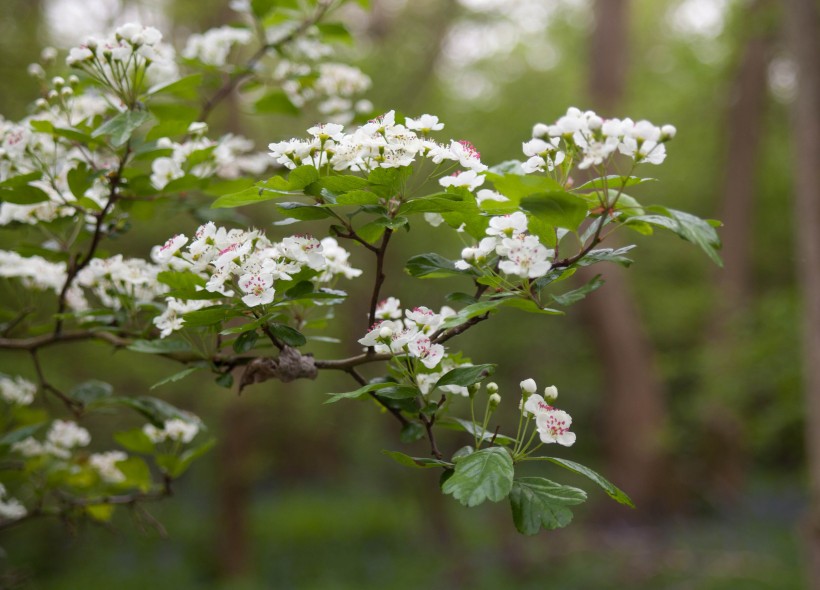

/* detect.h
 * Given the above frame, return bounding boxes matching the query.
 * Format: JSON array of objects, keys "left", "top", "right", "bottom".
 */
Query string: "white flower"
[
  {"left": 89, "top": 451, "right": 127, "bottom": 484},
  {"left": 375, "top": 297, "right": 402, "bottom": 320},
  {"left": 535, "top": 409, "right": 576, "bottom": 446},
  {"left": 163, "top": 418, "right": 199, "bottom": 443},
  {"left": 522, "top": 393, "right": 553, "bottom": 416},
  {"left": 405, "top": 306, "right": 442, "bottom": 333},
  {"left": 438, "top": 170, "right": 485, "bottom": 192},
  {"left": 407, "top": 335, "right": 445, "bottom": 369},
  {"left": 405, "top": 114, "right": 444, "bottom": 133},
  {"left": 0, "top": 375, "right": 36, "bottom": 405},
  {"left": 239, "top": 273, "right": 275, "bottom": 307},
  {"left": 0, "top": 485, "right": 26, "bottom": 520},
  {"left": 487, "top": 212, "right": 528, "bottom": 238},
  {"left": 152, "top": 234, "right": 188, "bottom": 265},
  {"left": 47, "top": 420, "right": 91, "bottom": 450}
]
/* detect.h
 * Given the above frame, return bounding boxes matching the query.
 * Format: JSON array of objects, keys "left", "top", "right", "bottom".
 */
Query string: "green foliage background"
[{"left": 0, "top": 0, "right": 805, "bottom": 588}]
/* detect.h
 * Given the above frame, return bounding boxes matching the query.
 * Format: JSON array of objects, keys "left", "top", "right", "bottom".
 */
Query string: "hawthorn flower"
[
  {"left": 47, "top": 420, "right": 91, "bottom": 450},
  {"left": 375, "top": 297, "right": 402, "bottom": 320},
  {"left": 535, "top": 409, "right": 576, "bottom": 446},
  {"left": 487, "top": 212, "right": 529, "bottom": 238},
  {"left": 497, "top": 235, "right": 552, "bottom": 279},
  {"left": 0, "top": 375, "right": 36, "bottom": 405},
  {"left": 152, "top": 234, "right": 188, "bottom": 265},
  {"left": 89, "top": 451, "right": 127, "bottom": 484},
  {"left": 407, "top": 335, "right": 445, "bottom": 369},
  {"left": 405, "top": 114, "right": 444, "bottom": 133},
  {"left": 405, "top": 306, "right": 442, "bottom": 333},
  {"left": 520, "top": 379, "right": 537, "bottom": 394},
  {"left": 238, "top": 273, "right": 275, "bottom": 307},
  {"left": 143, "top": 418, "right": 199, "bottom": 444},
  {"left": 439, "top": 169, "right": 485, "bottom": 192},
  {"left": 0, "top": 485, "right": 26, "bottom": 520}
]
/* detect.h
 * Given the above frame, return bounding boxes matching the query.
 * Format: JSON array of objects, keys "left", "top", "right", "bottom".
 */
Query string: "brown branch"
[{"left": 345, "top": 367, "right": 409, "bottom": 427}]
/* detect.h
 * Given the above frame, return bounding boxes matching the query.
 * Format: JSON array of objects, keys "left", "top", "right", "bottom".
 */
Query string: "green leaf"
[
  {"left": 69, "top": 380, "right": 113, "bottom": 405},
  {"left": 0, "top": 171, "right": 42, "bottom": 188},
  {"left": 232, "top": 330, "right": 259, "bottom": 353},
  {"left": 355, "top": 220, "right": 387, "bottom": 244},
  {"left": 399, "top": 421, "right": 426, "bottom": 443},
  {"left": 574, "top": 175, "right": 655, "bottom": 192},
  {"left": 270, "top": 323, "right": 307, "bottom": 347},
  {"left": 520, "top": 191, "right": 589, "bottom": 231},
  {"left": 509, "top": 477, "right": 587, "bottom": 534},
  {"left": 576, "top": 245, "right": 636, "bottom": 268},
  {"left": 91, "top": 110, "right": 151, "bottom": 147},
  {"left": 325, "top": 381, "right": 401, "bottom": 404},
  {"left": 157, "top": 270, "right": 206, "bottom": 292},
  {"left": 549, "top": 275, "right": 605, "bottom": 306},
  {"left": 314, "top": 175, "right": 369, "bottom": 194},
  {"left": 287, "top": 165, "right": 320, "bottom": 190},
  {"left": 441, "top": 447, "right": 514, "bottom": 507},
  {"left": 168, "top": 438, "right": 216, "bottom": 477},
  {"left": 114, "top": 429, "right": 155, "bottom": 454},
  {"left": 109, "top": 396, "right": 199, "bottom": 427},
  {"left": 182, "top": 305, "right": 239, "bottom": 327},
  {"left": 67, "top": 163, "right": 96, "bottom": 199},
  {"left": 435, "top": 364, "right": 496, "bottom": 389},
  {"left": 0, "top": 423, "right": 44, "bottom": 447},
  {"left": 531, "top": 457, "right": 635, "bottom": 507},
  {"left": 150, "top": 367, "right": 200, "bottom": 390},
  {"left": 0, "top": 184, "right": 51, "bottom": 205},
  {"left": 497, "top": 298, "right": 563, "bottom": 315},
  {"left": 127, "top": 339, "right": 193, "bottom": 354},
  {"left": 86, "top": 504, "right": 115, "bottom": 522},
  {"left": 373, "top": 385, "right": 420, "bottom": 400},
  {"left": 438, "top": 299, "right": 505, "bottom": 329},
  {"left": 487, "top": 172, "right": 562, "bottom": 201},
  {"left": 116, "top": 456, "right": 152, "bottom": 491},
  {"left": 382, "top": 450, "right": 452, "bottom": 469},
  {"left": 275, "top": 202, "right": 333, "bottom": 220},
  {"left": 439, "top": 417, "right": 516, "bottom": 445},
  {"left": 335, "top": 190, "right": 381, "bottom": 206},
  {"left": 254, "top": 90, "right": 300, "bottom": 115},
  {"left": 211, "top": 184, "right": 286, "bottom": 209},
  {"left": 405, "top": 253, "right": 466, "bottom": 279},
  {"left": 628, "top": 207, "right": 723, "bottom": 266},
  {"left": 397, "top": 194, "right": 476, "bottom": 216},
  {"left": 147, "top": 74, "right": 203, "bottom": 100}
]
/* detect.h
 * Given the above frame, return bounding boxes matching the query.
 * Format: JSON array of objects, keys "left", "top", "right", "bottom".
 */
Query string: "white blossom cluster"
[
  {"left": 0, "top": 107, "right": 113, "bottom": 226},
  {"left": 274, "top": 60, "right": 372, "bottom": 124},
  {"left": 150, "top": 125, "right": 270, "bottom": 190},
  {"left": 0, "top": 375, "right": 36, "bottom": 406},
  {"left": 269, "top": 112, "right": 488, "bottom": 180},
  {"left": 66, "top": 23, "right": 179, "bottom": 89},
  {"left": 358, "top": 298, "right": 457, "bottom": 369},
  {"left": 89, "top": 450, "right": 127, "bottom": 484},
  {"left": 76, "top": 254, "right": 168, "bottom": 310},
  {"left": 456, "top": 211, "right": 554, "bottom": 279},
  {"left": 523, "top": 107, "right": 677, "bottom": 173},
  {"left": 182, "top": 26, "right": 253, "bottom": 67},
  {"left": 143, "top": 418, "right": 200, "bottom": 444},
  {"left": 0, "top": 251, "right": 87, "bottom": 309},
  {"left": 519, "top": 380, "right": 575, "bottom": 446},
  {"left": 13, "top": 420, "right": 91, "bottom": 459},
  {"left": 0, "top": 483, "right": 27, "bottom": 521},
  {"left": 150, "top": 224, "right": 361, "bottom": 337}
]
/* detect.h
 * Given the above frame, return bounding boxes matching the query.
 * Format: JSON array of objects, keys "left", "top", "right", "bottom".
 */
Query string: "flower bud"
[
  {"left": 532, "top": 123, "right": 549, "bottom": 138},
  {"left": 68, "top": 75, "right": 80, "bottom": 87},
  {"left": 461, "top": 247, "right": 475, "bottom": 261},
  {"left": 588, "top": 115, "right": 603, "bottom": 130},
  {"left": 520, "top": 378, "right": 537, "bottom": 394},
  {"left": 543, "top": 385, "right": 558, "bottom": 402},
  {"left": 661, "top": 124, "right": 677, "bottom": 140},
  {"left": 486, "top": 382, "right": 498, "bottom": 394},
  {"left": 27, "top": 63, "right": 45, "bottom": 79},
  {"left": 489, "top": 393, "right": 501, "bottom": 408},
  {"left": 40, "top": 47, "right": 58, "bottom": 63},
  {"left": 51, "top": 76, "right": 65, "bottom": 88},
  {"left": 47, "top": 90, "right": 58, "bottom": 101},
  {"left": 378, "top": 325, "right": 393, "bottom": 339}
]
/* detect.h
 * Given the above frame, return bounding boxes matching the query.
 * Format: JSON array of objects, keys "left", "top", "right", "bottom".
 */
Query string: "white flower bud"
[
  {"left": 27, "top": 63, "right": 45, "bottom": 79},
  {"left": 51, "top": 76, "right": 65, "bottom": 88},
  {"left": 47, "top": 90, "right": 58, "bottom": 101},
  {"left": 532, "top": 123, "right": 549, "bottom": 138},
  {"left": 520, "top": 378, "right": 537, "bottom": 394},
  {"left": 489, "top": 393, "right": 501, "bottom": 407},
  {"left": 588, "top": 115, "right": 603, "bottom": 130},
  {"left": 68, "top": 75, "right": 80, "bottom": 86},
  {"left": 543, "top": 385, "right": 558, "bottom": 402},
  {"left": 378, "top": 325, "right": 393, "bottom": 339},
  {"left": 40, "top": 47, "right": 58, "bottom": 63},
  {"left": 461, "top": 247, "right": 476, "bottom": 261},
  {"left": 661, "top": 124, "right": 677, "bottom": 140},
  {"left": 486, "top": 382, "right": 498, "bottom": 394}
]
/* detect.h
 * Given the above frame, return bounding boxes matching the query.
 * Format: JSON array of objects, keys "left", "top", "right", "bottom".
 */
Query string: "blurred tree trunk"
[
  {"left": 702, "top": 0, "right": 774, "bottom": 503},
  {"left": 785, "top": 0, "right": 820, "bottom": 586},
  {"left": 581, "top": 0, "right": 667, "bottom": 513}
]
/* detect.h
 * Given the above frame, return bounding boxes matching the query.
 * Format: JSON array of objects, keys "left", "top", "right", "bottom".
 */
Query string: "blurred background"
[{"left": 0, "top": 0, "right": 817, "bottom": 588}]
